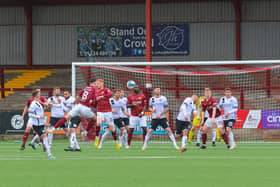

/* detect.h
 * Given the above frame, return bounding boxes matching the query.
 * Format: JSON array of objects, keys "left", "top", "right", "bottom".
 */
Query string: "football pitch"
[{"left": 0, "top": 140, "right": 279, "bottom": 187}]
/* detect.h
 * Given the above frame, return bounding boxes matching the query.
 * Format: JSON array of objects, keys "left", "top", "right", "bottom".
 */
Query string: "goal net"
[{"left": 72, "top": 60, "right": 280, "bottom": 143}]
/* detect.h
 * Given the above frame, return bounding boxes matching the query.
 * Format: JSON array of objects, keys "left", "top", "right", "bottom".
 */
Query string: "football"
[{"left": 127, "top": 80, "right": 136, "bottom": 89}]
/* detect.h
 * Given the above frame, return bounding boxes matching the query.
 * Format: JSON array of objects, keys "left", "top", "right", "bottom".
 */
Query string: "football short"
[
  {"left": 129, "top": 116, "right": 147, "bottom": 128},
  {"left": 205, "top": 116, "right": 223, "bottom": 128},
  {"left": 49, "top": 117, "right": 67, "bottom": 128},
  {"left": 121, "top": 118, "right": 129, "bottom": 126},
  {"left": 97, "top": 112, "right": 114, "bottom": 126},
  {"left": 114, "top": 118, "right": 126, "bottom": 129},
  {"left": 70, "top": 104, "right": 95, "bottom": 119},
  {"left": 175, "top": 119, "right": 191, "bottom": 135},
  {"left": 27, "top": 118, "right": 33, "bottom": 128},
  {"left": 32, "top": 125, "right": 45, "bottom": 137},
  {"left": 150, "top": 118, "right": 169, "bottom": 131},
  {"left": 70, "top": 116, "right": 81, "bottom": 128},
  {"left": 224, "top": 119, "right": 236, "bottom": 129}
]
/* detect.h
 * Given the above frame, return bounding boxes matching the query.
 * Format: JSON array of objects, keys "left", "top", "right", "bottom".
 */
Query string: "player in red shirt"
[
  {"left": 49, "top": 80, "right": 97, "bottom": 149},
  {"left": 94, "top": 79, "right": 120, "bottom": 150},
  {"left": 200, "top": 88, "right": 229, "bottom": 149},
  {"left": 126, "top": 85, "right": 147, "bottom": 148},
  {"left": 20, "top": 87, "right": 48, "bottom": 150}
]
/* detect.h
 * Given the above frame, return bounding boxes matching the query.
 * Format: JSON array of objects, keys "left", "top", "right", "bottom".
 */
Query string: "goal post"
[{"left": 72, "top": 60, "right": 280, "bottom": 143}]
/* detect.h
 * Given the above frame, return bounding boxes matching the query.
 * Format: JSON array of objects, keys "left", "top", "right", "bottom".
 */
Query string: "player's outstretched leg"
[{"left": 166, "top": 128, "right": 179, "bottom": 150}]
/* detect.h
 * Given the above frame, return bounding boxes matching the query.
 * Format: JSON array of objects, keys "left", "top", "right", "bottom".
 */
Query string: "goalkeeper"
[{"left": 187, "top": 96, "right": 221, "bottom": 146}]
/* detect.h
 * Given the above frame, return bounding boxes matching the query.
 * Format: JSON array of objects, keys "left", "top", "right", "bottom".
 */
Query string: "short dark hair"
[
  {"left": 32, "top": 86, "right": 41, "bottom": 91},
  {"left": 90, "top": 78, "right": 96, "bottom": 83},
  {"left": 32, "top": 90, "right": 40, "bottom": 97},
  {"left": 224, "top": 87, "right": 232, "bottom": 92},
  {"left": 64, "top": 89, "right": 70, "bottom": 93}
]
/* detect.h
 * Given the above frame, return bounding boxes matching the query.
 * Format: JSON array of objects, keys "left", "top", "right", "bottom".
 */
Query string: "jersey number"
[{"left": 81, "top": 91, "right": 89, "bottom": 101}]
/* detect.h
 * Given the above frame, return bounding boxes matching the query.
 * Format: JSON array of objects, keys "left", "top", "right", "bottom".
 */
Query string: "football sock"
[
  {"left": 31, "top": 134, "right": 39, "bottom": 145},
  {"left": 70, "top": 133, "right": 75, "bottom": 148},
  {"left": 122, "top": 129, "right": 128, "bottom": 146},
  {"left": 143, "top": 133, "right": 151, "bottom": 147},
  {"left": 95, "top": 126, "right": 101, "bottom": 138},
  {"left": 99, "top": 131, "right": 110, "bottom": 146},
  {"left": 22, "top": 132, "right": 29, "bottom": 147},
  {"left": 222, "top": 133, "right": 229, "bottom": 145},
  {"left": 188, "top": 130, "right": 194, "bottom": 142},
  {"left": 72, "top": 133, "right": 80, "bottom": 149},
  {"left": 141, "top": 127, "right": 147, "bottom": 143},
  {"left": 202, "top": 133, "right": 207, "bottom": 145},
  {"left": 196, "top": 130, "right": 202, "bottom": 143},
  {"left": 228, "top": 131, "right": 235, "bottom": 146},
  {"left": 111, "top": 130, "right": 117, "bottom": 141},
  {"left": 48, "top": 133, "right": 53, "bottom": 146},
  {"left": 212, "top": 128, "right": 216, "bottom": 142},
  {"left": 43, "top": 136, "right": 51, "bottom": 155},
  {"left": 182, "top": 135, "right": 187, "bottom": 148},
  {"left": 128, "top": 128, "right": 134, "bottom": 146},
  {"left": 168, "top": 132, "right": 177, "bottom": 147}
]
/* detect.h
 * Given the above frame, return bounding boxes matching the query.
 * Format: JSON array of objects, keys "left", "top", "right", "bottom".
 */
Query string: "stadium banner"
[
  {"left": 233, "top": 110, "right": 261, "bottom": 129},
  {"left": 223, "top": 110, "right": 261, "bottom": 129},
  {"left": 77, "top": 24, "right": 189, "bottom": 57},
  {"left": 261, "top": 110, "right": 280, "bottom": 129},
  {"left": 0, "top": 111, "right": 28, "bottom": 134}
]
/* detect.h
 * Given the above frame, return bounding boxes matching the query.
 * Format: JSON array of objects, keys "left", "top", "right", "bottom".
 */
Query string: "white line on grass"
[{"left": 1, "top": 155, "right": 280, "bottom": 161}]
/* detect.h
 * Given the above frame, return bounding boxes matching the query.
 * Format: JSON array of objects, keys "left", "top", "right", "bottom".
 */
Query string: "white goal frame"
[{"left": 72, "top": 60, "right": 280, "bottom": 97}]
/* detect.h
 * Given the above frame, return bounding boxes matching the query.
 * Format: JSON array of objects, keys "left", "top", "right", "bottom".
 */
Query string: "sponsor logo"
[
  {"left": 266, "top": 112, "right": 280, "bottom": 123},
  {"left": 11, "top": 115, "right": 24, "bottom": 130},
  {"left": 243, "top": 110, "right": 261, "bottom": 129},
  {"left": 156, "top": 26, "right": 184, "bottom": 50}
]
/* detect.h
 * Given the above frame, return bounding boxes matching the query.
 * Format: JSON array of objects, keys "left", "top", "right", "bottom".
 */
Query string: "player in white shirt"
[
  {"left": 219, "top": 88, "right": 238, "bottom": 149},
  {"left": 110, "top": 89, "right": 130, "bottom": 148},
  {"left": 28, "top": 90, "right": 55, "bottom": 159},
  {"left": 120, "top": 89, "right": 130, "bottom": 146},
  {"left": 62, "top": 90, "right": 82, "bottom": 152},
  {"left": 176, "top": 95, "right": 197, "bottom": 152},
  {"left": 47, "top": 87, "right": 66, "bottom": 147},
  {"left": 142, "top": 88, "right": 178, "bottom": 150}
]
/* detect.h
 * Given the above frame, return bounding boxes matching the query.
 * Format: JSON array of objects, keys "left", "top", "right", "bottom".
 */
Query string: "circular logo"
[
  {"left": 11, "top": 115, "right": 24, "bottom": 130},
  {"left": 156, "top": 26, "right": 184, "bottom": 50}
]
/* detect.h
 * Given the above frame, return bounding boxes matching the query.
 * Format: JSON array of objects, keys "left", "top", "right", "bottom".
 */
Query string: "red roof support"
[
  {"left": 24, "top": 5, "right": 32, "bottom": 66},
  {"left": 233, "top": 0, "right": 241, "bottom": 60}
]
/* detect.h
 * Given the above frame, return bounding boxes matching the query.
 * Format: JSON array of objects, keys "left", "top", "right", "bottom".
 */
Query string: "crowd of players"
[{"left": 19, "top": 79, "right": 238, "bottom": 159}]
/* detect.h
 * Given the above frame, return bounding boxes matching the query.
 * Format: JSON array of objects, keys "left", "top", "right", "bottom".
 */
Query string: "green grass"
[{"left": 0, "top": 140, "right": 280, "bottom": 187}]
